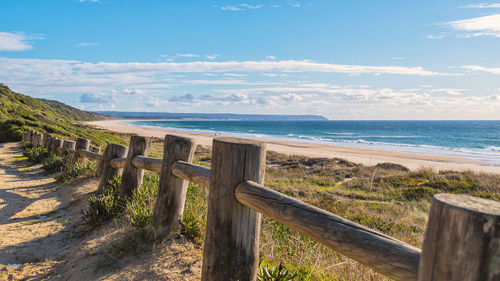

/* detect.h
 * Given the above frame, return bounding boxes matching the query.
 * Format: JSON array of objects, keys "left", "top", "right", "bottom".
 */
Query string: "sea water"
[{"left": 129, "top": 120, "right": 500, "bottom": 165}]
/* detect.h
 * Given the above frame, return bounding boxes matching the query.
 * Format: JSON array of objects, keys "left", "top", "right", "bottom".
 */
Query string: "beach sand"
[{"left": 88, "top": 120, "right": 500, "bottom": 174}]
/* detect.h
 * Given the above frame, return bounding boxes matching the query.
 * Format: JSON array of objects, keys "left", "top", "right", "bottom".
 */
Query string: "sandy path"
[
  {"left": 0, "top": 142, "right": 202, "bottom": 280},
  {"left": 89, "top": 119, "right": 500, "bottom": 174},
  {"left": 0, "top": 143, "right": 95, "bottom": 280}
]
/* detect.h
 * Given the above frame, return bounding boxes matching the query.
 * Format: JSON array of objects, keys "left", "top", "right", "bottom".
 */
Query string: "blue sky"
[{"left": 1, "top": 0, "right": 499, "bottom": 119}]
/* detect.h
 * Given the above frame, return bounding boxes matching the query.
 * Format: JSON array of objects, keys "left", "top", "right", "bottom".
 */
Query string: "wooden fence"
[{"left": 21, "top": 131, "right": 500, "bottom": 281}]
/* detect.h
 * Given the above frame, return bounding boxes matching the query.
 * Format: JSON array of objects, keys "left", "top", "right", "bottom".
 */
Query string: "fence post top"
[
  {"left": 107, "top": 143, "right": 127, "bottom": 149},
  {"left": 433, "top": 193, "right": 500, "bottom": 216},
  {"left": 213, "top": 137, "right": 265, "bottom": 147},
  {"left": 165, "top": 134, "right": 195, "bottom": 143},
  {"left": 130, "top": 135, "right": 149, "bottom": 141}
]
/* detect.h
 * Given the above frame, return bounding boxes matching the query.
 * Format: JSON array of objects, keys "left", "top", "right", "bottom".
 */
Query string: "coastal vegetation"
[
  {"left": 0, "top": 85, "right": 122, "bottom": 146},
  {"left": 20, "top": 137, "right": 500, "bottom": 280}
]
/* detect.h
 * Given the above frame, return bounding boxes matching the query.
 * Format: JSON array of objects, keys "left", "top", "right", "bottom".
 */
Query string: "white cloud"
[
  {"left": 0, "top": 32, "right": 42, "bottom": 51},
  {"left": 287, "top": 2, "right": 302, "bottom": 8},
  {"left": 426, "top": 33, "right": 448, "bottom": 39},
  {"left": 0, "top": 57, "right": 444, "bottom": 99},
  {"left": 461, "top": 65, "right": 500, "bottom": 75},
  {"left": 241, "top": 3, "right": 264, "bottom": 9},
  {"left": 75, "top": 42, "right": 99, "bottom": 47},
  {"left": 266, "top": 55, "right": 277, "bottom": 60},
  {"left": 176, "top": 53, "right": 200, "bottom": 58},
  {"left": 205, "top": 54, "right": 219, "bottom": 60},
  {"left": 459, "top": 3, "right": 500, "bottom": 8},
  {"left": 208, "top": 86, "right": 500, "bottom": 119},
  {"left": 447, "top": 14, "right": 500, "bottom": 38},
  {"left": 221, "top": 6, "right": 243, "bottom": 11},
  {"left": 80, "top": 92, "right": 115, "bottom": 103}
]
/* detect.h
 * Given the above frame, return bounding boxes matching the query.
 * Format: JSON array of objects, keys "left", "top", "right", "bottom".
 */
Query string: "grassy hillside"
[{"left": 0, "top": 84, "right": 121, "bottom": 146}]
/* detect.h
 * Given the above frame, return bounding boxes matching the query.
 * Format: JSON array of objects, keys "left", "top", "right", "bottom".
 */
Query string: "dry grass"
[{"left": 85, "top": 134, "right": 500, "bottom": 280}]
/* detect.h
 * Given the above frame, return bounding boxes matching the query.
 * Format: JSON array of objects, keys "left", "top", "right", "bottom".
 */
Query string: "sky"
[{"left": 1, "top": 1, "right": 499, "bottom": 120}]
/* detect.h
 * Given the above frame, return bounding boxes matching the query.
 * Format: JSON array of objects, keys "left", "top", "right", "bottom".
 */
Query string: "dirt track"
[
  {"left": 0, "top": 142, "right": 96, "bottom": 279},
  {"left": 0, "top": 143, "right": 202, "bottom": 280}
]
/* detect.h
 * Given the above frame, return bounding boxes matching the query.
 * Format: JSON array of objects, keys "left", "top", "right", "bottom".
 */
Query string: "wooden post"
[
  {"left": 33, "top": 133, "right": 39, "bottom": 146},
  {"left": 42, "top": 133, "right": 50, "bottom": 148},
  {"left": 89, "top": 145, "right": 101, "bottom": 154},
  {"left": 119, "top": 136, "right": 150, "bottom": 197},
  {"left": 418, "top": 194, "right": 500, "bottom": 281},
  {"left": 63, "top": 140, "right": 76, "bottom": 150},
  {"left": 29, "top": 130, "right": 34, "bottom": 143},
  {"left": 151, "top": 135, "right": 196, "bottom": 240},
  {"left": 51, "top": 138, "right": 62, "bottom": 154},
  {"left": 74, "top": 138, "right": 90, "bottom": 162},
  {"left": 36, "top": 133, "right": 43, "bottom": 147},
  {"left": 201, "top": 137, "right": 265, "bottom": 281},
  {"left": 98, "top": 143, "right": 128, "bottom": 191},
  {"left": 45, "top": 134, "right": 53, "bottom": 151}
]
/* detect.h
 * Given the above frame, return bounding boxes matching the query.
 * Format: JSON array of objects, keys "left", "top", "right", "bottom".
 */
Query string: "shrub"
[
  {"left": 399, "top": 186, "right": 436, "bottom": 201},
  {"left": 42, "top": 154, "right": 69, "bottom": 173},
  {"left": 83, "top": 176, "right": 124, "bottom": 224},
  {"left": 181, "top": 183, "right": 208, "bottom": 240},
  {"left": 54, "top": 159, "right": 97, "bottom": 182},
  {"left": 257, "top": 261, "right": 297, "bottom": 281},
  {"left": 22, "top": 146, "right": 49, "bottom": 163},
  {"left": 125, "top": 174, "right": 159, "bottom": 227}
]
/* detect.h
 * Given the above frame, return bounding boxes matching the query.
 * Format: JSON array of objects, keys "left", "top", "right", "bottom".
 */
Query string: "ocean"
[{"left": 128, "top": 120, "right": 500, "bottom": 165}]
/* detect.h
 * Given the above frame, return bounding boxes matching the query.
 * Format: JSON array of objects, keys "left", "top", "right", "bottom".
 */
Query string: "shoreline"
[{"left": 87, "top": 119, "right": 500, "bottom": 174}]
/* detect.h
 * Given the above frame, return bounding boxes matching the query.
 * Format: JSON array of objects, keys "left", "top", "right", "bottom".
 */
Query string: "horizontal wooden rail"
[
  {"left": 234, "top": 180, "right": 421, "bottom": 281},
  {"left": 132, "top": 155, "right": 162, "bottom": 173},
  {"left": 78, "top": 149, "right": 102, "bottom": 161},
  {"left": 171, "top": 161, "right": 210, "bottom": 189},
  {"left": 110, "top": 157, "right": 126, "bottom": 169}
]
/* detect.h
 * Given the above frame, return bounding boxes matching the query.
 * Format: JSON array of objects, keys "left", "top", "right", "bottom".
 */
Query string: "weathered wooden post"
[
  {"left": 119, "top": 136, "right": 150, "bottom": 197},
  {"left": 98, "top": 143, "right": 128, "bottom": 191},
  {"left": 74, "top": 138, "right": 91, "bottom": 162},
  {"left": 202, "top": 138, "right": 265, "bottom": 281},
  {"left": 89, "top": 145, "right": 101, "bottom": 154},
  {"left": 151, "top": 135, "right": 196, "bottom": 239},
  {"left": 62, "top": 140, "right": 76, "bottom": 158},
  {"left": 51, "top": 138, "right": 63, "bottom": 154},
  {"left": 418, "top": 194, "right": 500, "bottom": 281},
  {"left": 36, "top": 133, "right": 43, "bottom": 147},
  {"left": 28, "top": 130, "right": 33, "bottom": 143},
  {"left": 42, "top": 133, "right": 50, "bottom": 148},
  {"left": 45, "top": 134, "right": 53, "bottom": 151}
]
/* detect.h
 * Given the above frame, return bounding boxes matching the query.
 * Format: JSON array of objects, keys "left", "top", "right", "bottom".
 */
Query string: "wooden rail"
[
  {"left": 23, "top": 133, "right": 500, "bottom": 281},
  {"left": 235, "top": 180, "right": 420, "bottom": 280}
]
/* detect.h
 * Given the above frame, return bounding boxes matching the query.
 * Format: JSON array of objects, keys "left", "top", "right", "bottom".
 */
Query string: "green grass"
[
  {"left": 125, "top": 174, "right": 159, "bottom": 227},
  {"left": 83, "top": 176, "right": 124, "bottom": 224},
  {"left": 0, "top": 84, "right": 122, "bottom": 147},
  {"left": 21, "top": 143, "right": 49, "bottom": 163}
]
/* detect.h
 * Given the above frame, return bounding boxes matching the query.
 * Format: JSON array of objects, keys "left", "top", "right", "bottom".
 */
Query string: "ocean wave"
[
  {"left": 128, "top": 120, "right": 500, "bottom": 164},
  {"left": 324, "top": 132, "right": 353, "bottom": 135}
]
